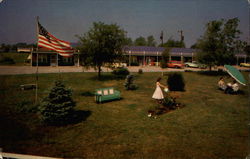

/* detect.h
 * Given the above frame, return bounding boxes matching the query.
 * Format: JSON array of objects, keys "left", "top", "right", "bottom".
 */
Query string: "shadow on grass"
[
  {"left": 80, "top": 91, "right": 95, "bottom": 96},
  {"left": 89, "top": 74, "right": 126, "bottom": 81},
  {"left": 69, "top": 110, "right": 92, "bottom": 124},
  {"left": 47, "top": 110, "right": 92, "bottom": 126},
  {"left": 197, "top": 70, "right": 228, "bottom": 76},
  {"left": 96, "top": 97, "right": 123, "bottom": 104},
  {"left": 0, "top": 114, "right": 31, "bottom": 149}
]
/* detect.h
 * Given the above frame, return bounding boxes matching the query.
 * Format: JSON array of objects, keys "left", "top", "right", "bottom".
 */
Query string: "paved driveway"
[{"left": 0, "top": 65, "right": 248, "bottom": 75}]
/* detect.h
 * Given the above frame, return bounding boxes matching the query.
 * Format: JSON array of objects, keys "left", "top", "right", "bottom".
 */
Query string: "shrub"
[
  {"left": 160, "top": 60, "right": 167, "bottom": 68},
  {"left": 138, "top": 69, "right": 143, "bottom": 74},
  {"left": 167, "top": 73, "right": 185, "bottom": 91},
  {"left": 16, "top": 100, "right": 37, "bottom": 113},
  {"left": 0, "top": 56, "right": 15, "bottom": 64},
  {"left": 130, "top": 62, "right": 139, "bottom": 66},
  {"left": 112, "top": 67, "right": 130, "bottom": 76},
  {"left": 124, "top": 75, "right": 138, "bottom": 90},
  {"left": 39, "top": 80, "right": 76, "bottom": 125}
]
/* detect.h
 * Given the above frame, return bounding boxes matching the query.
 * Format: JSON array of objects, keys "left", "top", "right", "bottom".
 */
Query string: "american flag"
[{"left": 38, "top": 22, "right": 74, "bottom": 57}]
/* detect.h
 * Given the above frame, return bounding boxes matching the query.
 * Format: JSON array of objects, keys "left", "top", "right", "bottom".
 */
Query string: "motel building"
[
  {"left": 123, "top": 46, "right": 249, "bottom": 66},
  {"left": 29, "top": 46, "right": 248, "bottom": 67},
  {"left": 30, "top": 48, "right": 80, "bottom": 66}
]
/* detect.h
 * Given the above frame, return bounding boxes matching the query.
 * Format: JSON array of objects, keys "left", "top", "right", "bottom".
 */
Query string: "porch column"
[
  {"left": 78, "top": 54, "right": 80, "bottom": 67},
  {"left": 236, "top": 55, "right": 239, "bottom": 66},
  {"left": 57, "top": 53, "right": 59, "bottom": 67},
  {"left": 144, "top": 51, "right": 145, "bottom": 66},
  {"left": 157, "top": 52, "right": 159, "bottom": 66},
  {"left": 129, "top": 51, "right": 131, "bottom": 66},
  {"left": 31, "top": 51, "right": 33, "bottom": 67}
]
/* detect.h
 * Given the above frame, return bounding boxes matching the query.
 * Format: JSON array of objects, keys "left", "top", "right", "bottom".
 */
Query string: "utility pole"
[
  {"left": 160, "top": 31, "right": 164, "bottom": 46},
  {"left": 178, "top": 30, "right": 184, "bottom": 42}
]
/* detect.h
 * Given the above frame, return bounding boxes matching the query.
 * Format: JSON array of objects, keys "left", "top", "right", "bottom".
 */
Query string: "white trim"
[{"left": 2, "top": 152, "right": 62, "bottom": 159}]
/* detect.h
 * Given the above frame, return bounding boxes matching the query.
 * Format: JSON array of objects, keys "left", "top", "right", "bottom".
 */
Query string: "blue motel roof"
[
  {"left": 123, "top": 46, "right": 197, "bottom": 56},
  {"left": 123, "top": 46, "right": 165, "bottom": 53}
]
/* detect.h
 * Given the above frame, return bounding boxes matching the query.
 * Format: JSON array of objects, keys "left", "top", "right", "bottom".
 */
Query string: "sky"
[{"left": 0, "top": 0, "right": 249, "bottom": 48}]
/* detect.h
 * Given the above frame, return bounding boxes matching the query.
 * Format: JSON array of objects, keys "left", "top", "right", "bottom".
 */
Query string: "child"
[{"left": 152, "top": 77, "right": 168, "bottom": 104}]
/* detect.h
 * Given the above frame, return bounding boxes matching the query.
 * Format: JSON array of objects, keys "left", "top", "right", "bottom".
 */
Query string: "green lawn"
[{"left": 0, "top": 72, "right": 249, "bottom": 159}]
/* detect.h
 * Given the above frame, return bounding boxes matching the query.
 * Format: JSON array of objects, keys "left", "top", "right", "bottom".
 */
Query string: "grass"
[
  {"left": 0, "top": 72, "right": 249, "bottom": 159},
  {"left": 0, "top": 52, "right": 30, "bottom": 66}
]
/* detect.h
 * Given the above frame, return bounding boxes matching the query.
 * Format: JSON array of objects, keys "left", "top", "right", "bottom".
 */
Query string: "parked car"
[
  {"left": 167, "top": 61, "right": 184, "bottom": 68},
  {"left": 185, "top": 61, "right": 207, "bottom": 69},
  {"left": 184, "top": 61, "right": 199, "bottom": 68},
  {"left": 240, "top": 63, "right": 250, "bottom": 67}
]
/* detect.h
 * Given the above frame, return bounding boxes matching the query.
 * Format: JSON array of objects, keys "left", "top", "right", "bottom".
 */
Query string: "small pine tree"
[
  {"left": 124, "top": 75, "right": 137, "bottom": 90},
  {"left": 39, "top": 80, "right": 76, "bottom": 125}
]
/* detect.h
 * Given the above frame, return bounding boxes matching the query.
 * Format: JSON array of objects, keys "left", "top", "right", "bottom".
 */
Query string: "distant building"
[
  {"left": 31, "top": 48, "right": 80, "bottom": 66},
  {"left": 123, "top": 46, "right": 197, "bottom": 66},
  {"left": 30, "top": 46, "right": 248, "bottom": 67},
  {"left": 123, "top": 46, "right": 249, "bottom": 66},
  {"left": 17, "top": 47, "right": 33, "bottom": 53}
]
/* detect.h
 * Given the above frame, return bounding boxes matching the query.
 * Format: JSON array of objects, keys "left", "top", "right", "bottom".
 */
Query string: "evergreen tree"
[{"left": 39, "top": 80, "right": 76, "bottom": 125}]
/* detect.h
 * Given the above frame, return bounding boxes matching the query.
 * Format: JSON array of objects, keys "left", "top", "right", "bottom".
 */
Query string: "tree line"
[{"left": 0, "top": 43, "right": 36, "bottom": 52}]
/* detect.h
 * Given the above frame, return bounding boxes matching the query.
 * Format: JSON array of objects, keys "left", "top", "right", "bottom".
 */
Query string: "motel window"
[
  {"left": 63, "top": 57, "right": 73, "bottom": 63},
  {"left": 38, "top": 54, "right": 48, "bottom": 63}
]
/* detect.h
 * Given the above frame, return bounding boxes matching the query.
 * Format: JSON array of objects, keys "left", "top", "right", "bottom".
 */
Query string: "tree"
[
  {"left": 134, "top": 36, "right": 147, "bottom": 46},
  {"left": 77, "top": 22, "right": 127, "bottom": 78},
  {"left": 124, "top": 37, "right": 133, "bottom": 46},
  {"left": 160, "top": 48, "right": 170, "bottom": 68},
  {"left": 244, "top": 44, "right": 250, "bottom": 58},
  {"left": 159, "top": 39, "right": 185, "bottom": 48},
  {"left": 147, "top": 35, "right": 157, "bottom": 46},
  {"left": 196, "top": 18, "right": 243, "bottom": 70},
  {"left": 190, "top": 43, "right": 198, "bottom": 49},
  {"left": 39, "top": 80, "right": 76, "bottom": 125}
]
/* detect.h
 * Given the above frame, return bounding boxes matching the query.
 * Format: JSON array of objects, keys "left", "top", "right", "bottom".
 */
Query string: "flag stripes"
[{"left": 37, "top": 22, "right": 74, "bottom": 57}]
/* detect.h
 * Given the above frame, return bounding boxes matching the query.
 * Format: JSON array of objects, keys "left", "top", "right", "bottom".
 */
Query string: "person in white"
[
  {"left": 225, "top": 79, "right": 239, "bottom": 94},
  {"left": 152, "top": 77, "right": 168, "bottom": 104},
  {"left": 231, "top": 80, "right": 239, "bottom": 92},
  {"left": 218, "top": 77, "right": 226, "bottom": 90}
]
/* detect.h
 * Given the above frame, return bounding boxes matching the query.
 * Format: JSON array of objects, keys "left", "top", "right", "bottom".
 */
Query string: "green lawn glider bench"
[{"left": 95, "top": 87, "right": 121, "bottom": 103}]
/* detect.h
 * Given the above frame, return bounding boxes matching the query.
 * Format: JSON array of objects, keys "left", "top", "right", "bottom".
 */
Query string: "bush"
[
  {"left": 130, "top": 62, "right": 139, "bottom": 66},
  {"left": 160, "top": 60, "right": 167, "bottom": 68},
  {"left": 138, "top": 69, "right": 143, "bottom": 74},
  {"left": 16, "top": 100, "right": 37, "bottom": 113},
  {"left": 124, "top": 75, "right": 138, "bottom": 90},
  {"left": 39, "top": 80, "right": 76, "bottom": 125},
  {"left": 0, "top": 56, "right": 15, "bottom": 64},
  {"left": 167, "top": 73, "right": 185, "bottom": 91},
  {"left": 112, "top": 67, "right": 130, "bottom": 76}
]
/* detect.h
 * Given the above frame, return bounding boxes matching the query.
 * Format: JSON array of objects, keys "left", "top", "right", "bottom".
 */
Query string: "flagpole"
[{"left": 35, "top": 16, "right": 39, "bottom": 105}]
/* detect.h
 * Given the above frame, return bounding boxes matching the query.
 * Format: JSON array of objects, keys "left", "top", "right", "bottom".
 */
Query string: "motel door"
[{"left": 50, "top": 55, "right": 57, "bottom": 66}]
